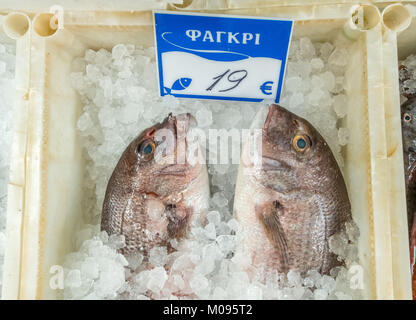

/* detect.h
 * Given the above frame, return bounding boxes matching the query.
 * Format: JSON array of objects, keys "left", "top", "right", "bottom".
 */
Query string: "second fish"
[{"left": 234, "top": 104, "right": 352, "bottom": 276}]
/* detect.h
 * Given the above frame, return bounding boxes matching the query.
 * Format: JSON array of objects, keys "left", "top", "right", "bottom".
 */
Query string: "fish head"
[
  {"left": 259, "top": 104, "right": 337, "bottom": 193},
  {"left": 120, "top": 112, "right": 200, "bottom": 197}
]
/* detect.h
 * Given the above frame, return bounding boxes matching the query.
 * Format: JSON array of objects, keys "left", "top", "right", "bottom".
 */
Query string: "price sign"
[{"left": 153, "top": 11, "right": 293, "bottom": 103}]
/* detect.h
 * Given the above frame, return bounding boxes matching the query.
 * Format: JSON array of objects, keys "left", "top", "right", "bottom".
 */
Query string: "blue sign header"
[{"left": 154, "top": 11, "right": 293, "bottom": 103}]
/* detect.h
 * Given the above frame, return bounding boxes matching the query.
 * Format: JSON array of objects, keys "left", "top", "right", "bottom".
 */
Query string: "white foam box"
[
  {"left": 380, "top": 2, "right": 416, "bottom": 300},
  {"left": 169, "top": 0, "right": 397, "bottom": 10},
  {"left": 1, "top": 3, "right": 407, "bottom": 299},
  {"left": 0, "top": 0, "right": 178, "bottom": 12}
]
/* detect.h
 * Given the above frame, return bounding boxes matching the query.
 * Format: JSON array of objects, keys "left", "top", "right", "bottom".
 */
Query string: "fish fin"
[
  {"left": 165, "top": 203, "right": 191, "bottom": 240},
  {"left": 164, "top": 87, "right": 171, "bottom": 95},
  {"left": 256, "top": 201, "right": 290, "bottom": 271}
]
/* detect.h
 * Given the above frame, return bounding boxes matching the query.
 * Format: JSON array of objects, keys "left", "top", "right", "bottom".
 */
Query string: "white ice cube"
[
  {"left": 147, "top": 267, "right": 168, "bottom": 293},
  {"left": 333, "top": 94, "right": 348, "bottom": 118},
  {"left": 126, "top": 253, "right": 143, "bottom": 270},
  {"left": 66, "top": 269, "right": 82, "bottom": 288},
  {"left": 149, "top": 246, "right": 168, "bottom": 267},
  {"left": 212, "top": 192, "right": 228, "bottom": 208},
  {"left": 77, "top": 112, "right": 94, "bottom": 131},
  {"left": 328, "top": 48, "right": 349, "bottom": 67},
  {"left": 190, "top": 274, "right": 209, "bottom": 297},
  {"left": 319, "top": 42, "right": 334, "bottom": 61},
  {"left": 314, "top": 288, "right": 328, "bottom": 300},
  {"left": 338, "top": 128, "right": 349, "bottom": 146},
  {"left": 207, "top": 211, "right": 221, "bottom": 225},
  {"left": 216, "top": 235, "right": 235, "bottom": 254},
  {"left": 285, "top": 76, "right": 302, "bottom": 93},
  {"left": 299, "top": 37, "right": 316, "bottom": 59},
  {"left": 80, "top": 258, "right": 99, "bottom": 280},
  {"left": 112, "top": 44, "right": 128, "bottom": 61},
  {"left": 311, "top": 58, "right": 324, "bottom": 71},
  {"left": 195, "top": 108, "right": 213, "bottom": 127}
]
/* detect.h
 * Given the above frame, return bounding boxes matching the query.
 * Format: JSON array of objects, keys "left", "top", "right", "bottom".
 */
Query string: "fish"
[
  {"left": 400, "top": 95, "right": 416, "bottom": 300},
  {"left": 101, "top": 113, "right": 209, "bottom": 260},
  {"left": 233, "top": 104, "right": 352, "bottom": 277},
  {"left": 399, "top": 64, "right": 416, "bottom": 99},
  {"left": 164, "top": 77, "right": 192, "bottom": 95}
]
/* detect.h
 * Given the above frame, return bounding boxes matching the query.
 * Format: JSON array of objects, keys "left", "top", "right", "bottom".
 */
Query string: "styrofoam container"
[
  {"left": 169, "top": 0, "right": 398, "bottom": 10},
  {"left": 169, "top": 2, "right": 409, "bottom": 300},
  {"left": 0, "top": 3, "right": 402, "bottom": 300},
  {"left": 0, "top": 11, "right": 31, "bottom": 298},
  {"left": 0, "top": 0, "right": 180, "bottom": 12},
  {"left": 380, "top": 2, "right": 416, "bottom": 300}
]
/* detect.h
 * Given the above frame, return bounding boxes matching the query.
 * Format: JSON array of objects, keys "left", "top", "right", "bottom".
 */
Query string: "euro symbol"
[{"left": 260, "top": 81, "right": 273, "bottom": 95}]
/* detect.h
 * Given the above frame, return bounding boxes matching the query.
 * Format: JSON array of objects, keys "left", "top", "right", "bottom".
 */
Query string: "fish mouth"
[
  {"left": 157, "top": 113, "right": 197, "bottom": 166},
  {"left": 160, "top": 112, "right": 196, "bottom": 138},
  {"left": 174, "top": 113, "right": 197, "bottom": 167},
  {"left": 173, "top": 113, "right": 197, "bottom": 137},
  {"left": 264, "top": 104, "right": 287, "bottom": 130}
]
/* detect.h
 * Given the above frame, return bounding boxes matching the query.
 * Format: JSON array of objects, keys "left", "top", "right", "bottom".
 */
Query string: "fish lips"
[
  {"left": 157, "top": 113, "right": 199, "bottom": 176},
  {"left": 157, "top": 112, "right": 196, "bottom": 140},
  {"left": 154, "top": 112, "right": 197, "bottom": 162},
  {"left": 264, "top": 104, "right": 292, "bottom": 131},
  {"left": 173, "top": 113, "right": 197, "bottom": 137}
]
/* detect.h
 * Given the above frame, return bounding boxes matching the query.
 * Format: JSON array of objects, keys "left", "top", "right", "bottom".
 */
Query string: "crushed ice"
[
  {"left": 64, "top": 37, "right": 362, "bottom": 300},
  {"left": 0, "top": 43, "right": 15, "bottom": 298}
]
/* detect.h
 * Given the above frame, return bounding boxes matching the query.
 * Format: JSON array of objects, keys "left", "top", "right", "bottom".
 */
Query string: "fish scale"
[
  {"left": 101, "top": 113, "right": 209, "bottom": 260},
  {"left": 234, "top": 104, "right": 352, "bottom": 276}
]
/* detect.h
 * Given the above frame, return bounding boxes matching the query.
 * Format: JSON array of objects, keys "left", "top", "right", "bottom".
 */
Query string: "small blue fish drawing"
[{"left": 164, "top": 77, "right": 192, "bottom": 95}]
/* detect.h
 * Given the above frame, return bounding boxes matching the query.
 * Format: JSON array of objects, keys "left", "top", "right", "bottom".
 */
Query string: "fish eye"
[
  {"left": 292, "top": 134, "right": 311, "bottom": 152},
  {"left": 404, "top": 113, "right": 412, "bottom": 123},
  {"left": 137, "top": 140, "right": 156, "bottom": 159}
]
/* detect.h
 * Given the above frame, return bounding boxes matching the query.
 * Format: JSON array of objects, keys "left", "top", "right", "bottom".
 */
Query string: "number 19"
[{"left": 206, "top": 69, "right": 248, "bottom": 92}]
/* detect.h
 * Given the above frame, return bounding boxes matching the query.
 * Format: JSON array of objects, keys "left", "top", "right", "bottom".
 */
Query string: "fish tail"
[{"left": 164, "top": 87, "right": 171, "bottom": 95}]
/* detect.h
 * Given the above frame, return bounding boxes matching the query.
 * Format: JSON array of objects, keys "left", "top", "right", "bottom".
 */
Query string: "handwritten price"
[{"left": 206, "top": 69, "right": 248, "bottom": 92}]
